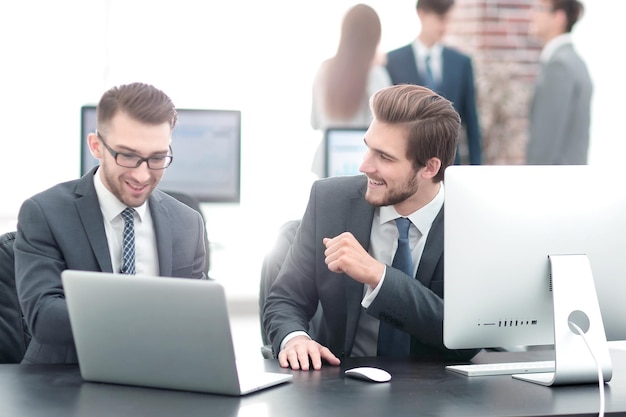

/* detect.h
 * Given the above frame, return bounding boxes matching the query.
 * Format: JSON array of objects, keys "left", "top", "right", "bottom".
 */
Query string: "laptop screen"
[{"left": 324, "top": 128, "right": 368, "bottom": 178}]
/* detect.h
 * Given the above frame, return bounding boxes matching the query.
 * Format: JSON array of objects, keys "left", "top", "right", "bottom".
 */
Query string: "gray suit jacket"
[
  {"left": 526, "top": 43, "right": 592, "bottom": 164},
  {"left": 14, "top": 167, "right": 207, "bottom": 364},
  {"left": 263, "top": 175, "right": 479, "bottom": 361}
]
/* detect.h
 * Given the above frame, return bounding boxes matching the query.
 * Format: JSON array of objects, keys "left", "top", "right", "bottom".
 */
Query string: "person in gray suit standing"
[
  {"left": 526, "top": 0, "right": 591, "bottom": 165},
  {"left": 14, "top": 82, "right": 208, "bottom": 364},
  {"left": 263, "top": 85, "right": 480, "bottom": 371}
]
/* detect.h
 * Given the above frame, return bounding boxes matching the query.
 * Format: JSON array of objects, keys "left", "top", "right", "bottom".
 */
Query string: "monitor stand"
[{"left": 513, "top": 254, "right": 613, "bottom": 386}]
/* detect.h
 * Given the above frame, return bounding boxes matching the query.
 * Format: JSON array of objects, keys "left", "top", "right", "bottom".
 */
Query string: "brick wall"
[{"left": 447, "top": 0, "right": 541, "bottom": 164}]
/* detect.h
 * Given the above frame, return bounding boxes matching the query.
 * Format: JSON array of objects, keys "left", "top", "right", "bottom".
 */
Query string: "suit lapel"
[
  {"left": 343, "top": 180, "right": 375, "bottom": 347},
  {"left": 150, "top": 191, "right": 172, "bottom": 276},
  {"left": 74, "top": 169, "right": 113, "bottom": 272},
  {"left": 440, "top": 48, "right": 456, "bottom": 97},
  {"left": 415, "top": 206, "right": 444, "bottom": 286},
  {"left": 393, "top": 45, "right": 421, "bottom": 85}
]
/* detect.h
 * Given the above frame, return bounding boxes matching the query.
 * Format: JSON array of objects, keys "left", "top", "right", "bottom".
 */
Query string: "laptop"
[
  {"left": 324, "top": 127, "right": 368, "bottom": 177},
  {"left": 61, "top": 270, "right": 293, "bottom": 395}
]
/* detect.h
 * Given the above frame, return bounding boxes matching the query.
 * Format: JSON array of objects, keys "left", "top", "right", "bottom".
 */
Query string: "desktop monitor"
[
  {"left": 80, "top": 106, "right": 241, "bottom": 203},
  {"left": 443, "top": 165, "right": 626, "bottom": 385},
  {"left": 324, "top": 127, "right": 368, "bottom": 177}
]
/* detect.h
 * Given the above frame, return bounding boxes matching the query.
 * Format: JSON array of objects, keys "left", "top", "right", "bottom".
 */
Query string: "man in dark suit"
[
  {"left": 14, "top": 82, "right": 207, "bottom": 364},
  {"left": 386, "top": 0, "right": 482, "bottom": 165},
  {"left": 526, "top": 0, "right": 591, "bottom": 164},
  {"left": 263, "top": 85, "right": 480, "bottom": 371}
]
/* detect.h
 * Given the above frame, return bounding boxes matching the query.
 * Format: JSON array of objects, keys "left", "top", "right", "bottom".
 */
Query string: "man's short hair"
[
  {"left": 97, "top": 82, "right": 178, "bottom": 134},
  {"left": 370, "top": 85, "right": 460, "bottom": 183},
  {"left": 416, "top": 0, "right": 455, "bottom": 15}
]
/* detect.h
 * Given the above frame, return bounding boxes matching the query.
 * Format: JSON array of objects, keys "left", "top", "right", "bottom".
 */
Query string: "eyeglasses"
[{"left": 96, "top": 131, "right": 173, "bottom": 170}]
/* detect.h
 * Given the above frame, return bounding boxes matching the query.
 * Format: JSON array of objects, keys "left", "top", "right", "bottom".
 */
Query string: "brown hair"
[
  {"left": 97, "top": 82, "right": 178, "bottom": 134},
  {"left": 324, "top": 4, "right": 382, "bottom": 120},
  {"left": 370, "top": 84, "right": 460, "bottom": 182},
  {"left": 416, "top": 0, "right": 455, "bottom": 15},
  {"left": 547, "top": 0, "right": 585, "bottom": 32}
]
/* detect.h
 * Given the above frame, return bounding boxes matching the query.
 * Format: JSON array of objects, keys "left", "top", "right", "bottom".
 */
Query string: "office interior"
[{"left": 2, "top": 0, "right": 625, "bottom": 362}]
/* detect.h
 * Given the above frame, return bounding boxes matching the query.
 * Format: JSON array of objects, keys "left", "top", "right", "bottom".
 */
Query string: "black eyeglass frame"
[{"left": 96, "top": 131, "right": 173, "bottom": 170}]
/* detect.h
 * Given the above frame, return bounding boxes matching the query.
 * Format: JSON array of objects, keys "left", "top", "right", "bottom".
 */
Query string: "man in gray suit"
[
  {"left": 526, "top": 0, "right": 591, "bottom": 165},
  {"left": 14, "top": 82, "right": 207, "bottom": 364},
  {"left": 263, "top": 85, "right": 480, "bottom": 371}
]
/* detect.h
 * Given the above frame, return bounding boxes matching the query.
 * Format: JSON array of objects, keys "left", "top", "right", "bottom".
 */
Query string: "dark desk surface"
[{"left": 3, "top": 348, "right": 626, "bottom": 417}]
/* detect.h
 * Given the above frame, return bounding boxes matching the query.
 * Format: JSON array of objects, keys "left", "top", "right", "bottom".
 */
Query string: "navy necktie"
[
  {"left": 424, "top": 54, "right": 436, "bottom": 91},
  {"left": 120, "top": 207, "right": 136, "bottom": 275},
  {"left": 377, "top": 217, "right": 413, "bottom": 357}
]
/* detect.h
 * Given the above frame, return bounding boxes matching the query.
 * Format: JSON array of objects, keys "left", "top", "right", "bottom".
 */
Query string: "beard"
[
  {"left": 100, "top": 162, "right": 157, "bottom": 208},
  {"left": 365, "top": 172, "right": 419, "bottom": 207}
]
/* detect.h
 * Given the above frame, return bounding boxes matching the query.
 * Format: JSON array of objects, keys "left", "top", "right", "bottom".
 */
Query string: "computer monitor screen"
[
  {"left": 443, "top": 165, "right": 625, "bottom": 384},
  {"left": 444, "top": 165, "right": 626, "bottom": 347},
  {"left": 80, "top": 106, "right": 241, "bottom": 203},
  {"left": 324, "top": 128, "right": 368, "bottom": 177}
]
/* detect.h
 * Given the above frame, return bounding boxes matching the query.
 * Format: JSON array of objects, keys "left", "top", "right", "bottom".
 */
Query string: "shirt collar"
[
  {"left": 378, "top": 182, "right": 444, "bottom": 234},
  {"left": 413, "top": 38, "right": 443, "bottom": 59},
  {"left": 93, "top": 168, "right": 148, "bottom": 222},
  {"left": 540, "top": 33, "right": 572, "bottom": 63}
]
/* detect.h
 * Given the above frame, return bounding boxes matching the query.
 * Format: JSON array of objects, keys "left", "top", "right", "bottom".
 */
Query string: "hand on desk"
[{"left": 279, "top": 335, "right": 341, "bottom": 371}]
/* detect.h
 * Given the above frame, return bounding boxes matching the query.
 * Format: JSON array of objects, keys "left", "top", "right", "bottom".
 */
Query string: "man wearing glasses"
[{"left": 14, "top": 82, "right": 208, "bottom": 364}]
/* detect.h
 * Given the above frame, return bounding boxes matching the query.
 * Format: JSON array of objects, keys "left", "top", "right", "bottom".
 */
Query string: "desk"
[{"left": 2, "top": 348, "right": 626, "bottom": 417}]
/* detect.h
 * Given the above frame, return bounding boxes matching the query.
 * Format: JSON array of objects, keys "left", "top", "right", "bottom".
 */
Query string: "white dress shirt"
[
  {"left": 352, "top": 183, "right": 445, "bottom": 356},
  {"left": 412, "top": 39, "right": 444, "bottom": 86},
  {"left": 93, "top": 172, "right": 159, "bottom": 275}
]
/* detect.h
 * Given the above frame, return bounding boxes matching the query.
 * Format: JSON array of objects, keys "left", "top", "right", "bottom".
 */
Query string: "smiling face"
[
  {"left": 359, "top": 119, "right": 439, "bottom": 215},
  {"left": 88, "top": 111, "right": 172, "bottom": 207}
]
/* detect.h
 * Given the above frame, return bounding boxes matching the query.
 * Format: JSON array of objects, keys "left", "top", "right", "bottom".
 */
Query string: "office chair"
[
  {"left": 0, "top": 231, "right": 31, "bottom": 363},
  {"left": 161, "top": 190, "right": 211, "bottom": 276},
  {"left": 259, "top": 220, "right": 323, "bottom": 358}
]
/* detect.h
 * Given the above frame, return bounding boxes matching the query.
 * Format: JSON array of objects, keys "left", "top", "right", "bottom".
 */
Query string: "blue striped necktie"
[
  {"left": 120, "top": 207, "right": 136, "bottom": 275},
  {"left": 377, "top": 217, "right": 413, "bottom": 357}
]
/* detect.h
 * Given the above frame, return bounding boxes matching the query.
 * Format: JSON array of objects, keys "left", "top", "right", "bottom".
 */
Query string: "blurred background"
[{"left": 1, "top": 0, "right": 622, "bottom": 357}]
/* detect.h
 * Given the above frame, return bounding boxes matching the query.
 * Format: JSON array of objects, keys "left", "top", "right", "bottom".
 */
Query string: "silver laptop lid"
[{"left": 62, "top": 271, "right": 242, "bottom": 394}]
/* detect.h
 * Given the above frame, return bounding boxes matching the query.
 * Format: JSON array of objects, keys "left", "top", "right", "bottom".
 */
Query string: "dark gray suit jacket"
[
  {"left": 14, "top": 167, "right": 207, "bottom": 364},
  {"left": 263, "top": 175, "right": 479, "bottom": 361},
  {"left": 526, "top": 43, "right": 592, "bottom": 164},
  {"left": 386, "top": 44, "right": 482, "bottom": 165}
]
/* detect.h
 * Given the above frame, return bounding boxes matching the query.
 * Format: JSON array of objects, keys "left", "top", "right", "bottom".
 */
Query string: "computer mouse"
[{"left": 344, "top": 366, "right": 392, "bottom": 383}]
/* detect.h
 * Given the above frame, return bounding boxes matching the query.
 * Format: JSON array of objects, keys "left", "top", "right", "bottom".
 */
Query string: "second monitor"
[
  {"left": 81, "top": 106, "right": 241, "bottom": 203},
  {"left": 324, "top": 127, "right": 368, "bottom": 178}
]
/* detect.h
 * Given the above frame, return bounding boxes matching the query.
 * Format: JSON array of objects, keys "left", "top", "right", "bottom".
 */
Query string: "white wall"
[
  {"left": 574, "top": 1, "right": 626, "bottom": 166},
  {"left": 1, "top": 0, "right": 620, "bottom": 297}
]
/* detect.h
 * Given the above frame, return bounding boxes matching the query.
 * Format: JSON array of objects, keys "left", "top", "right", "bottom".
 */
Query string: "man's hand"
[
  {"left": 323, "top": 232, "right": 385, "bottom": 287},
  {"left": 278, "top": 335, "right": 341, "bottom": 370}
]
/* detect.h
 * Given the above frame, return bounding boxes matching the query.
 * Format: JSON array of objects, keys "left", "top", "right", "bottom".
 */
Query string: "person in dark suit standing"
[
  {"left": 263, "top": 84, "right": 481, "bottom": 371},
  {"left": 526, "top": 0, "right": 591, "bottom": 165},
  {"left": 386, "top": 0, "right": 482, "bottom": 165},
  {"left": 14, "top": 82, "right": 208, "bottom": 364}
]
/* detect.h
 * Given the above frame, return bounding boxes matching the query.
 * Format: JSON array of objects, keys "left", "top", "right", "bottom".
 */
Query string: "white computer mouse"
[{"left": 344, "top": 366, "right": 392, "bottom": 383}]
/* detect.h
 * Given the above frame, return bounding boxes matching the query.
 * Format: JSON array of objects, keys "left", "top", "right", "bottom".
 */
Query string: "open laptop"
[{"left": 61, "top": 270, "right": 293, "bottom": 395}]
